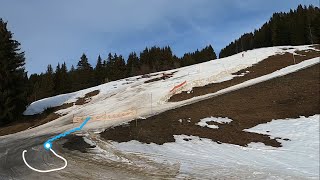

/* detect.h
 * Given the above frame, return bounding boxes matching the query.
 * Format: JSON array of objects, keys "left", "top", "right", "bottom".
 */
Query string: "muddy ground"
[
  {"left": 101, "top": 63, "right": 320, "bottom": 147},
  {"left": 169, "top": 49, "right": 320, "bottom": 102}
]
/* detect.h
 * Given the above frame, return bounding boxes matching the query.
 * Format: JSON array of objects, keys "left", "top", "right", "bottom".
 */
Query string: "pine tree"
[
  {"left": 0, "top": 19, "right": 27, "bottom": 125},
  {"left": 60, "top": 62, "right": 70, "bottom": 93},
  {"left": 54, "top": 63, "right": 62, "bottom": 94},
  {"left": 114, "top": 55, "right": 126, "bottom": 79},
  {"left": 76, "top": 53, "right": 93, "bottom": 90},
  {"left": 127, "top": 52, "right": 140, "bottom": 76},
  {"left": 77, "top": 53, "right": 92, "bottom": 71},
  {"left": 42, "top": 64, "right": 54, "bottom": 97},
  {"left": 69, "top": 65, "right": 77, "bottom": 91},
  {"left": 94, "top": 55, "right": 104, "bottom": 85}
]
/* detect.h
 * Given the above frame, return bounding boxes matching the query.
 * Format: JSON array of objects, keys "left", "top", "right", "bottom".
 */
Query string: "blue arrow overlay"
[{"left": 44, "top": 117, "right": 91, "bottom": 150}]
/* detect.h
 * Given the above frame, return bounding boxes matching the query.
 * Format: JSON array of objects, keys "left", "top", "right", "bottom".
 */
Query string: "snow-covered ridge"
[{"left": 24, "top": 45, "right": 318, "bottom": 117}]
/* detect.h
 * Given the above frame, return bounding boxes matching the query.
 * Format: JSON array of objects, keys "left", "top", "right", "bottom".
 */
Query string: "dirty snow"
[
  {"left": 113, "top": 115, "right": 320, "bottom": 179},
  {"left": 1, "top": 45, "right": 318, "bottom": 142}
]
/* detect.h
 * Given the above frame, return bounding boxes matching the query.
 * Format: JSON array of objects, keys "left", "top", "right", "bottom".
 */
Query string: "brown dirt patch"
[
  {"left": 0, "top": 90, "right": 100, "bottom": 136},
  {"left": 0, "top": 107, "right": 62, "bottom": 136},
  {"left": 311, "top": 44, "right": 320, "bottom": 50},
  {"left": 169, "top": 50, "right": 320, "bottom": 102},
  {"left": 101, "top": 64, "right": 320, "bottom": 147},
  {"left": 136, "top": 73, "right": 159, "bottom": 80},
  {"left": 144, "top": 72, "right": 177, "bottom": 84},
  {"left": 62, "top": 135, "right": 96, "bottom": 153},
  {"left": 75, "top": 90, "right": 100, "bottom": 105},
  {"left": 0, "top": 90, "right": 99, "bottom": 136}
]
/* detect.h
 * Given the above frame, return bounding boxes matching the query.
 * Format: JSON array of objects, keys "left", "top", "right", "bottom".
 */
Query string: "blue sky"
[{"left": 0, "top": 0, "right": 318, "bottom": 74}]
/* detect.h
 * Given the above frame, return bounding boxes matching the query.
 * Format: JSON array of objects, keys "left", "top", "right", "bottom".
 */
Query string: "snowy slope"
[
  {"left": 112, "top": 115, "right": 319, "bottom": 179},
  {"left": 1, "top": 45, "right": 318, "bottom": 141},
  {"left": 1, "top": 45, "right": 319, "bottom": 179},
  {"left": 25, "top": 45, "right": 318, "bottom": 115}
]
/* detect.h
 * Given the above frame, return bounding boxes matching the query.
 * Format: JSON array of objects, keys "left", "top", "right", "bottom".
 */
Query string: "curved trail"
[
  {"left": 44, "top": 117, "right": 91, "bottom": 150},
  {"left": 22, "top": 148, "right": 67, "bottom": 173},
  {"left": 22, "top": 117, "right": 91, "bottom": 173}
]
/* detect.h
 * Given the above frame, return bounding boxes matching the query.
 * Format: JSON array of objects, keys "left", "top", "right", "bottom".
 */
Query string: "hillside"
[
  {"left": 0, "top": 45, "right": 319, "bottom": 179},
  {"left": 219, "top": 5, "right": 320, "bottom": 58}
]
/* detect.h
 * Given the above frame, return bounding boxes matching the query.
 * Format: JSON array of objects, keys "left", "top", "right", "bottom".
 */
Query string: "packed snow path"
[{"left": 21, "top": 117, "right": 91, "bottom": 173}]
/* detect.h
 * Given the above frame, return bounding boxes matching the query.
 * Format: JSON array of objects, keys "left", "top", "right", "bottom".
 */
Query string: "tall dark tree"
[
  {"left": 54, "top": 63, "right": 62, "bottom": 94},
  {"left": 114, "top": 55, "right": 126, "bottom": 79},
  {"left": 94, "top": 55, "right": 104, "bottom": 85},
  {"left": 42, "top": 64, "right": 54, "bottom": 97},
  {"left": 0, "top": 19, "right": 27, "bottom": 125},
  {"left": 127, "top": 52, "right": 140, "bottom": 76},
  {"left": 75, "top": 53, "right": 93, "bottom": 90},
  {"left": 59, "top": 62, "right": 70, "bottom": 93}
]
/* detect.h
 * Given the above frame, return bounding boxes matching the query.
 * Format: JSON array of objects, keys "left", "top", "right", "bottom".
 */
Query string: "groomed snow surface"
[{"left": 113, "top": 115, "right": 319, "bottom": 179}]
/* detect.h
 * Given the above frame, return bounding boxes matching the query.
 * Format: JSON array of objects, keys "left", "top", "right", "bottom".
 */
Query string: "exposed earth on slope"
[
  {"left": 0, "top": 90, "right": 100, "bottom": 136},
  {"left": 101, "top": 63, "right": 320, "bottom": 147},
  {"left": 169, "top": 49, "right": 320, "bottom": 102}
]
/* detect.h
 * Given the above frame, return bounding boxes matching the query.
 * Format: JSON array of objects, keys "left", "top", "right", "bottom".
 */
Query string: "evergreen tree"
[
  {"left": 75, "top": 53, "right": 94, "bottom": 90},
  {"left": 94, "top": 55, "right": 104, "bottom": 85},
  {"left": 42, "top": 64, "right": 54, "bottom": 97},
  {"left": 0, "top": 19, "right": 27, "bottom": 125},
  {"left": 127, "top": 52, "right": 140, "bottom": 76},
  {"left": 220, "top": 5, "right": 320, "bottom": 58},
  {"left": 59, "top": 62, "right": 70, "bottom": 93},
  {"left": 115, "top": 55, "right": 127, "bottom": 79},
  {"left": 69, "top": 65, "right": 78, "bottom": 91},
  {"left": 54, "top": 63, "right": 62, "bottom": 94},
  {"left": 180, "top": 45, "right": 217, "bottom": 66}
]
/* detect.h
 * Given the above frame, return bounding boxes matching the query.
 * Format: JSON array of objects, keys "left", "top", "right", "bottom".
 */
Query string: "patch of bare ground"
[
  {"left": 101, "top": 64, "right": 320, "bottom": 147},
  {"left": 0, "top": 90, "right": 100, "bottom": 136},
  {"left": 75, "top": 90, "right": 100, "bottom": 105},
  {"left": 136, "top": 73, "right": 160, "bottom": 80},
  {"left": 144, "top": 72, "right": 174, "bottom": 84},
  {"left": 63, "top": 135, "right": 96, "bottom": 153},
  {"left": 0, "top": 107, "right": 63, "bottom": 136},
  {"left": 311, "top": 44, "right": 320, "bottom": 50},
  {"left": 169, "top": 50, "right": 320, "bottom": 102}
]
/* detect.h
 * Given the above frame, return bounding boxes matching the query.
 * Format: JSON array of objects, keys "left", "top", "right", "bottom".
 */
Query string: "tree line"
[
  {"left": 219, "top": 5, "right": 320, "bottom": 58},
  {"left": 0, "top": 17, "right": 217, "bottom": 125},
  {"left": 1, "top": 4, "right": 317, "bottom": 126},
  {"left": 27, "top": 45, "right": 216, "bottom": 103}
]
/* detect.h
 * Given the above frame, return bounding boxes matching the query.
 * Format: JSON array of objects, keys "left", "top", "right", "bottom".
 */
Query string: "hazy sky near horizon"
[{"left": 0, "top": 0, "right": 318, "bottom": 74}]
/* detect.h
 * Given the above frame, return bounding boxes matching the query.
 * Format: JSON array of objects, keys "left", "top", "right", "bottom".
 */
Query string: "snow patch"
[
  {"left": 113, "top": 115, "right": 319, "bottom": 178},
  {"left": 197, "top": 117, "right": 233, "bottom": 129}
]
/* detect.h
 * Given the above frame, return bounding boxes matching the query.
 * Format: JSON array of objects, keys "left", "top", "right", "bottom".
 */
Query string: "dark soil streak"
[
  {"left": 101, "top": 64, "right": 320, "bottom": 147},
  {"left": 169, "top": 50, "right": 320, "bottom": 102},
  {"left": 62, "top": 135, "right": 96, "bottom": 153}
]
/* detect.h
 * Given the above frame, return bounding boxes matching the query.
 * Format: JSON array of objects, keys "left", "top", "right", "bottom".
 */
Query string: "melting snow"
[
  {"left": 197, "top": 117, "right": 233, "bottom": 129},
  {"left": 113, "top": 115, "right": 320, "bottom": 179}
]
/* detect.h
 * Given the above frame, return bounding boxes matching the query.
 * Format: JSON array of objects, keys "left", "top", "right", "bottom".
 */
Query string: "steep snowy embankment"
[{"left": 1, "top": 45, "right": 318, "bottom": 141}]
